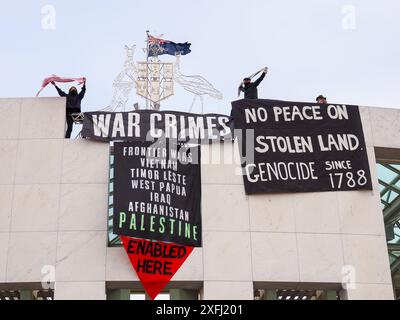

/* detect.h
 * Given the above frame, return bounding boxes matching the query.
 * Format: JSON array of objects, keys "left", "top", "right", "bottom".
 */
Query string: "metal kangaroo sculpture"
[{"left": 107, "top": 45, "right": 138, "bottom": 112}]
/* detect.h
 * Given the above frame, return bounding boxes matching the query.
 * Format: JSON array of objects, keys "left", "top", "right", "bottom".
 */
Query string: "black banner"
[
  {"left": 231, "top": 99, "right": 373, "bottom": 194},
  {"left": 113, "top": 140, "right": 202, "bottom": 247},
  {"left": 82, "top": 110, "right": 231, "bottom": 143}
]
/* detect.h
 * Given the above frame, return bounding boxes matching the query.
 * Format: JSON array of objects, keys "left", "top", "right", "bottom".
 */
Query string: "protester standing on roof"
[
  {"left": 238, "top": 67, "right": 268, "bottom": 99},
  {"left": 52, "top": 80, "right": 86, "bottom": 138}
]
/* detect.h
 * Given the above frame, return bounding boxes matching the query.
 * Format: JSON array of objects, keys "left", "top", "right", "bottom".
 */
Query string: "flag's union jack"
[{"left": 147, "top": 33, "right": 191, "bottom": 57}]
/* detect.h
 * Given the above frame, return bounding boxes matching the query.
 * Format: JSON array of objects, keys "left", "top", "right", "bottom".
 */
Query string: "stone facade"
[{"left": 0, "top": 97, "right": 397, "bottom": 300}]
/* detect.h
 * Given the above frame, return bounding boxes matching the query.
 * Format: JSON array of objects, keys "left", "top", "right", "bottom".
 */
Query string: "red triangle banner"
[{"left": 121, "top": 236, "right": 194, "bottom": 300}]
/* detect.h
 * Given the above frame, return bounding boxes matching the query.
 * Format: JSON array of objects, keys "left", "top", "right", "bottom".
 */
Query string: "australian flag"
[{"left": 148, "top": 34, "right": 191, "bottom": 57}]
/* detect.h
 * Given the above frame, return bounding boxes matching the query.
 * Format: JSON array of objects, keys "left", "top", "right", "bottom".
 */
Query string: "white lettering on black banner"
[
  {"left": 231, "top": 99, "right": 373, "bottom": 194},
  {"left": 113, "top": 141, "right": 202, "bottom": 247},
  {"left": 83, "top": 110, "right": 231, "bottom": 143}
]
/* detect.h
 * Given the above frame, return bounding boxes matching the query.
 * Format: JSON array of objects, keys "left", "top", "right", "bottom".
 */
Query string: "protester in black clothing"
[
  {"left": 52, "top": 81, "right": 86, "bottom": 138},
  {"left": 238, "top": 67, "right": 268, "bottom": 99}
]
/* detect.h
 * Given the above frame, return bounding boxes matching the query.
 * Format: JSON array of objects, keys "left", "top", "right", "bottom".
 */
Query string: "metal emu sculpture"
[{"left": 173, "top": 55, "right": 223, "bottom": 114}]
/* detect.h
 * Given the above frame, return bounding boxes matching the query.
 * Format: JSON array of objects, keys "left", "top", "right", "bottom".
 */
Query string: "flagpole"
[{"left": 146, "top": 30, "right": 150, "bottom": 110}]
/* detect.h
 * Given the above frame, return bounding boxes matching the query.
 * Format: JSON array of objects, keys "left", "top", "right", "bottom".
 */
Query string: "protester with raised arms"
[
  {"left": 238, "top": 67, "right": 268, "bottom": 99},
  {"left": 52, "top": 79, "right": 86, "bottom": 138}
]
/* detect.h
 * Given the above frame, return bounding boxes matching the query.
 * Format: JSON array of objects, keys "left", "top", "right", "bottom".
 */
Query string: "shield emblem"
[{"left": 136, "top": 62, "right": 174, "bottom": 104}]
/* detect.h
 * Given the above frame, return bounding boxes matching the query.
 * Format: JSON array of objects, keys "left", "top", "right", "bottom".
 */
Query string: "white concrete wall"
[{"left": 0, "top": 98, "right": 397, "bottom": 300}]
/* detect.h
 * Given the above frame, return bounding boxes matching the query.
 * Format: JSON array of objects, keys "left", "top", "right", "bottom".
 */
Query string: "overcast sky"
[{"left": 1, "top": 0, "right": 399, "bottom": 115}]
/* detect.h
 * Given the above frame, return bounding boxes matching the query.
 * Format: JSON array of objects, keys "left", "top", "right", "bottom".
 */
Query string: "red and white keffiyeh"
[{"left": 36, "top": 75, "right": 86, "bottom": 96}]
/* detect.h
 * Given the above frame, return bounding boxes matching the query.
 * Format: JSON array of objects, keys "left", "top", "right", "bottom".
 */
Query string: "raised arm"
[
  {"left": 78, "top": 83, "right": 86, "bottom": 99},
  {"left": 253, "top": 71, "right": 266, "bottom": 87},
  {"left": 52, "top": 82, "right": 67, "bottom": 97}
]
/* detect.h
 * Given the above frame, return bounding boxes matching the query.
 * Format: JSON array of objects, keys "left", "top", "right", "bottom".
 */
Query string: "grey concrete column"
[
  {"left": 170, "top": 289, "right": 198, "bottom": 300},
  {"left": 107, "top": 289, "right": 130, "bottom": 300},
  {"left": 19, "top": 290, "right": 32, "bottom": 300},
  {"left": 264, "top": 289, "right": 277, "bottom": 300},
  {"left": 325, "top": 290, "right": 338, "bottom": 300}
]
